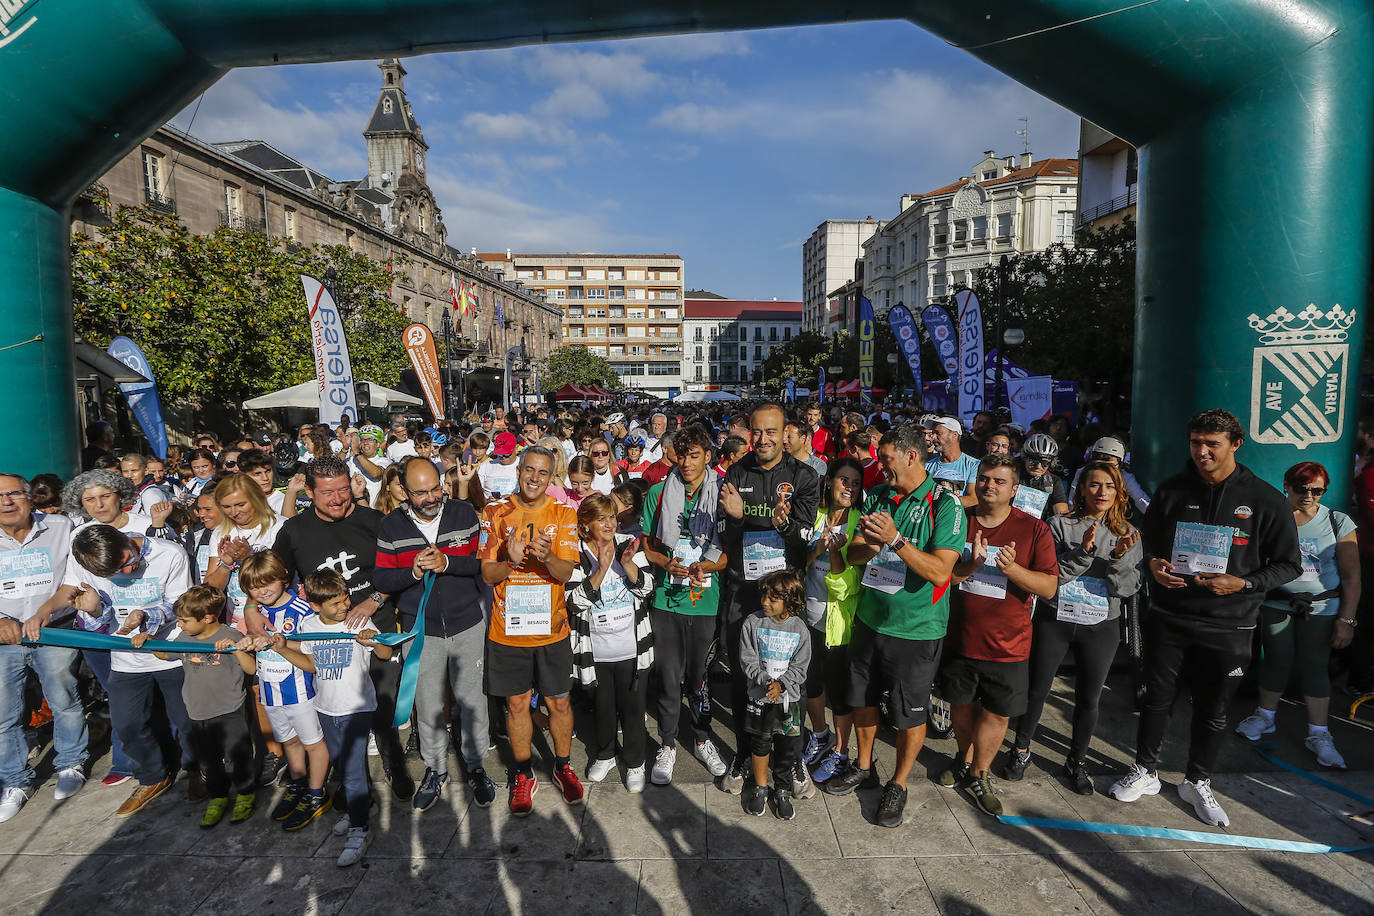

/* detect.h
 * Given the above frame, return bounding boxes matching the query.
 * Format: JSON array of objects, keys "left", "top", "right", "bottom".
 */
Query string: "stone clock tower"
[{"left": 364, "top": 58, "right": 445, "bottom": 247}]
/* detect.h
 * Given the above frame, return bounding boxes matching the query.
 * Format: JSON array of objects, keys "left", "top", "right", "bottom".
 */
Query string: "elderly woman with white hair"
[{"left": 62, "top": 469, "right": 175, "bottom": 539}]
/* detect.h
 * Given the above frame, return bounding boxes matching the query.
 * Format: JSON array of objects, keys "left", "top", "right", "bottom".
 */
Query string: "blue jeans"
[
  {"left": 83, "top": 649, "right": 134, "bottom": 778},
  {"left": 319, "top": 711, "right": 371, "bottom": 828},
  {"left": 107, "top": 667, "right": 192, "bottom": 786},
  {"left": 0, "top": 643, "right": 88, "bottom": 790}
]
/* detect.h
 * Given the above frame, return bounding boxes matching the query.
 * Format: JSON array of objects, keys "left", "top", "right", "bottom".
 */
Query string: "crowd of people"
[{"left": 0, "top": 397, "right": 1361, "bottom": 868}]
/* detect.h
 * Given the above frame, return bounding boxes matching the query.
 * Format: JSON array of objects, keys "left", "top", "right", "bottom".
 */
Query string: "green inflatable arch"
[{"left": 1, "top": 1, "right": 1369, "bottom": 501}]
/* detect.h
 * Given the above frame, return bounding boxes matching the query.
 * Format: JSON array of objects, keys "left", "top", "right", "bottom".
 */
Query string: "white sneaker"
[
  {"left": 333, "top": 813, "right": 351, "bottom": 836},
  {"left": 0, "top": 787, "right": 29, "bottom": 824},
  {"left": 1306, "top": 732, "right": 1347, "bottom": 769},
  {"left": 54, "top": 767, "right": 86, "bottom": 801},
  {"left": 1109, "top": 764, "right": 1161, "bottom": 802},
  {"left": 1179, "top": 778, "right": 1229, "bottom": 827},
  {"left": 1235, "top": 713, "right": 1275, "bottom": 742},
  {"left": 336, "top": 826, "right": 371, "bottom": 868},
  {"left": 586, "top": 757, "right": 616, "bottom": 783},
  {"left": 625, "top": 765, "right": 646, "bottom": 793},
  {"left": 651, "top": 746, "right": 676, "bottom": 785},
  {"left": 367, "top": 733, "right": 379, "bottom": 757},
  {"left": 694, "top": 740, "right": 728, "bottom": 777}
]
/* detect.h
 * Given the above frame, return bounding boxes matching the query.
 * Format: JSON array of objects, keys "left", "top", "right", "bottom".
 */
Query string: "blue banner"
[
  {"left": 955, "top": 289, "right": 985, "bottom": 427},
  {"left": 106, "top": 336, "right": 168, "bottom": 459},
  {"left": 921, "top": 305, "right": 959, "bottom": 379},
  {"left": 887, "top": 303, "right": 923, "bottom": 396},
  {"left": 857, "top": 295, "right": 875, "bottom": 405},
  {"left": 818, "top": 367, "right": 826, "bottom": 403},
  {"left": 785, "top": 377, "right": 795, "bottom": 403}
]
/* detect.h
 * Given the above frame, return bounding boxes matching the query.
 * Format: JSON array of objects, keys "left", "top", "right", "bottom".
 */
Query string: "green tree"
[
  {"left": 538, "top": 344, "right": 622, "bottom": 392},
  {"left": 72, "top": 204, "right": 411, "bottom": 409}
]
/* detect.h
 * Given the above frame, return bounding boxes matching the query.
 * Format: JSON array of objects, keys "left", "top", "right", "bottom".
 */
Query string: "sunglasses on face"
[
  {"left": 1293, "top": 486, "right": 1326, "bottom": 496},
  {"left": 591, "top": 450, "right": 610, "bottom": 457}
]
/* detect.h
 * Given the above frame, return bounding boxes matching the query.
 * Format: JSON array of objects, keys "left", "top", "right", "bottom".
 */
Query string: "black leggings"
[
  {"left": 1135, "top": 612, "right": 1252, "bottom": 783},
  {"left": 189, "top": 703, "right": 256, "bottom": 798},
  {"left": 592, "top": 659, "right": 649, "bottom": 768},
  {"left": 1014, "top": 615, "right": 1119, "bottom": 761}
]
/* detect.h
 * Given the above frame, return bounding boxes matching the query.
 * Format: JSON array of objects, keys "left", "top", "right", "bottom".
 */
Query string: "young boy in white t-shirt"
[{"left": 272, "top": 569, "right": 392, "bottom": 868}]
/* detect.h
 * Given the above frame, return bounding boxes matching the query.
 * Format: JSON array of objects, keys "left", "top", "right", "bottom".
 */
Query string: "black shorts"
[
  {"left": 823, "top": 642, "right": 853, "bottom": 717},
  {"left": 484, "top": 638, "right": 574, "bottom": 700},
  {"left": 845, "top": 620, "right": 941, "bottom": 729},
  {"left": 938, "top": 655, "right": 1029, "bottom": 718},
  {"left": 805, "top": 626, "right": 828, "bottom": 699}
]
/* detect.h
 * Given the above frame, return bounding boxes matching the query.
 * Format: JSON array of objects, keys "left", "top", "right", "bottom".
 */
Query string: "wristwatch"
[
  {"left": 1340, "top": 617, "right": 1359, "bottom": 627},
  {"left": 1242, "top": 577, "right": 1255, "bottom": 592},
  {"left": 889, "top": 534, "right": 907, "bottom": 552},
  {"left": 368, "top": 591, "right": 386, "bottom": 605}
]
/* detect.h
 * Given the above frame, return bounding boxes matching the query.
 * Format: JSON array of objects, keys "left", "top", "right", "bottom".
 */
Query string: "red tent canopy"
[
  {"left": 553, "top": 383, "right": 613, "bottom": 401},
  {"left": 831, "top": 379, "right": 887, "bottom": 398}
]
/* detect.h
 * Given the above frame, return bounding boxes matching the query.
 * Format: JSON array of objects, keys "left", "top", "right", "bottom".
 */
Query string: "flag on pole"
[
  {"left": 463, "top": 280, "right": 478, "bottom": 317},
  {"left": 302, "top": 275, "right": 360, "bottom": 425},
  {"left": 385, "top": 248, "right": 393, "bottom": 274},
  {"left": 857, "top": 295, "right": 876, "bottom": 406},
  {"left": 450, "top": 273, "right": 461, "bottom": 313}
]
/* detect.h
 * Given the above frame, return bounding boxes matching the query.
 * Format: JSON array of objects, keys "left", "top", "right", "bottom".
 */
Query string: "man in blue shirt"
[{"left": 925, "top": 417, "right": 979, "bottom": 507}]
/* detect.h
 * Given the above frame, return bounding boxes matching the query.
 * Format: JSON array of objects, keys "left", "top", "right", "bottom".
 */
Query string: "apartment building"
[
  {"left": 476, "top": 253, "right": 686, "bottom": 397},
  {"left": 1076, "top": 119, "right": 1138, "bottom": 231},
  {"left": 802, "top": 218, "right": 885, "bottom": 332},
  {"left": 683, "top": 298, "right": 802, "bottom": 390}
]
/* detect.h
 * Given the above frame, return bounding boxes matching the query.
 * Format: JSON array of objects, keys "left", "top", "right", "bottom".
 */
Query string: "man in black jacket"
[
  {"left": 1110, "top": 409, "right": 1301, "bottom": 827},
  {"left": 718, "top": 403, "right": 821, "bottom": 794}
]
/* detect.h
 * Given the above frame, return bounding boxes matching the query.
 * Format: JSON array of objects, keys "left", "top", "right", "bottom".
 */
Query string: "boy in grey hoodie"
[{"left": 738, "top": 570, "right": 811, "bottom": 820}]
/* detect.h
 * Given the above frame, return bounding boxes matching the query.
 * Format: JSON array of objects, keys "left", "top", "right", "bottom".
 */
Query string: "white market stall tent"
[{"left": 242, "top": 380, "right": 422, "bottom": 410}]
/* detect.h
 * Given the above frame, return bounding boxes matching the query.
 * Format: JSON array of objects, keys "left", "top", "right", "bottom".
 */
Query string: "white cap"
[{"left": 934, "top": 416, "right": 962, "bottom": 434}]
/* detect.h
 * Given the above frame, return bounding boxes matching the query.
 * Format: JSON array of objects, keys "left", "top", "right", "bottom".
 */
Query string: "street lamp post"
[
  {"left": 440, "top": 308, "right": 455, "bottom": 418},
  {"left": 995, "top": 255, "right": 1008, "bottom": 410}
]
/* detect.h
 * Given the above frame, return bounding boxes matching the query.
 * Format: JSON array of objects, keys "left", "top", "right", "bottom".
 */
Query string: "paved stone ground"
[{"left": 3, "top": 669, "right": 1374, "bottom": 914}]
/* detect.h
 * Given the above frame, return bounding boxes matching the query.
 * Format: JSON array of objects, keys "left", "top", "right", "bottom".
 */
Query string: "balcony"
[
  {"left": 218, "top": 211, "right": 265, "bottom": 234},
  {"left": 1078, "top": 185, "right": 1137, "bottom": 227},
  {"left": 145, "top": 189, "right": 177, "bottom": 215}
]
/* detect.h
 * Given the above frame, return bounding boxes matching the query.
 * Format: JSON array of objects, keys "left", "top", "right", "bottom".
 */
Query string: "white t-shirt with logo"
[
  {"left": 65, "top": 536, "right": 191, "bottom": 674},
  {"left": 296, "top": 616, "right": 377, "bottom": 716}
]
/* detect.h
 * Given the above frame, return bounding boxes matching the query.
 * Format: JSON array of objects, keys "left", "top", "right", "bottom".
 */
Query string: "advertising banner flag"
[
  {"left": 858, "top": 295, "right": 876, "bottom": 405},
  {"left": 403, "top": 323, "right": 445, "bottom": 420},
  {"left": 818, "top": 367, "right": 827, "bottom": 403},
  {"left": 887, "top": 303, "right": 924, "bottom": 395},
  {"left": 106, "top": 336, "right": 168, "bottom": 459},
  {"left": 302, "top": 275, "right": 360, "bottom": 425},
  {"left": 785, "top": 377, "right": 795, "bottom": 403},
  {"left": 955, "top": 289, "right": 985, "bottom": 427},
  {"left": 921, "top": 304, "right": 959, "bottom": 379},
  {"left": 1008, "top": 375, "right": 1053, "bottom": 430}
]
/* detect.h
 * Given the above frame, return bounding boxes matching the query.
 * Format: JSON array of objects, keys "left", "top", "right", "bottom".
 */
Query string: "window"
[
  {"left": 898, "top": 241, "right": 905, "bottom": 264},
  {"left": 516, "top": 268, "right": 536, "bottom": 280},
  {"left": 769, "top": 327, "right": 778, "bottom": 341},
  {"left": 754, "top": 346, "right": 762, "bottom": 360},
  {"left": 954, "top": 222, "right": 967, "bottom": 243},
  {"left": 738, "top": 327, "right": 747, "bottom": 341},
  {"left": 753, "top": 328, "right": 762, "bottom": 341},
  {"left": 549, "top": 289, "right": 566, "bottom": 300},
  {"left": 784, "top": 327, "right": 791, "bottom": 340},
  {"left": 628, "top": 325, "right": 646, "bottom": 338},
  {"left": 1054, "top": 210, "right": 1074, "bottom": 244},
  {"left": 609, "top": 306, "right": 624, "bottom": 318},
  {"left": 567, "top": 287, "right": 584, "bottom": 300},
  {"left": 609, "top": 287, "right": 625, "bottom": 299},
  {"left": 587, "top": 308, "right": 607, "bottom": 318},
  {"left": 629, "top": 345, "right": 646, "bottom": 356},
  {"left": 739, "top": 365, "right": 748, "bottom": 378},
  {"left": 648, "top": 362, "right": 677, "bottom": 376},
  {"left": 283, "top": 208, "right": 297, "bottom": 241},
  {"left": 973, "top": 216, "right": 987, "bottom": 240},
  {"left": 694, "top": 327, "right": 702, "bottom": 341},
  {"left": 627, "top": 269, "right": 645, "bottom": 281},
  {"left": 695, "top": 366, "right": 703, "bottom": 380},
  {"left": 567, "top": 306, "right": 583, "bottom": 318},
  {"left": 586, "top": 268, "right": 605, "bottom": 280},
  {"left": 710, "top": 365, "right": 718, "bottom": 381},
  {"left": 709, "top": 327, "right": 717, "bottom": 340},
  {"left": 589, "top": 325, "right": 606, "bottom": 337},
  {"left": 1059, "top": 185, "right": 1071, "bottom": 194},
  {"left": 885, "top": 246, "right": 892, "bottom": 267},
  {"left": 884, "top": 290, "right": 891, "bottom": 310},
  {"left": 628, "top": 307, "right": 646, "bottom": 320},
  {"left": 223, "top": 183, "right": 241, "bottom": 218},
  {"left": 546, "top": 268, "right": 565, "bottom": 280},
  {"left": 983, "top": 170, "right": 997, "bottom": 181},
  {"left": 626, "top": 288, "right": 646, "bottom": 300},
  {"left": 589, "top": 346, "right": 606, "bottom": 356},
  {"left": 609, "top": 326, "right": 626, "bottom": 338},
  {"left": 608, "top": 267, "right": 625, "bottom": 281},
  {"left": 932, "top": 274, "right": 947, "bottom": 297},
  {"left": 709, "top": 346, "right": 717, "bottom": 361},
  {"left": 695, "top": 346, "right": 703, "bottom": 360},
  {"left": 383, "top": 98, "right": 394, "bottom": 114},
  {"left": 996, "top": 213, "right": 1013, "bottom": 238},
  {"left": 933, "top": 217, "right": 948, "bottom": 246},
  {"left": 658, "top": 307, "right": 677, "bottom": 319},
  {"left": 568, "top": 267, "right": 583, "bottom": 280},
  {"left": 587, "top": 288, "right": 606, "bottom": 299}
]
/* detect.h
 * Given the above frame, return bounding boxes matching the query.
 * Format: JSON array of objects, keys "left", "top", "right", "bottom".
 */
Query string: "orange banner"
[{"left": 403, "top": 323, "right": 444, "bottom": 420}]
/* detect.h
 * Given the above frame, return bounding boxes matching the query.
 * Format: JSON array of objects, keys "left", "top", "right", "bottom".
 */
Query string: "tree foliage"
[
  {"left": 538, "top": 344, "right": 622, "bottom": 392},
  {"left": 761, "top": 324, "right": 916, "bottom": 392},
  {"left": 71, "top": 205, "right": 412, "bottom": 408}
]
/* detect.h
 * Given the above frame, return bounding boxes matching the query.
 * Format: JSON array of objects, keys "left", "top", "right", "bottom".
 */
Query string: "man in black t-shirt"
[{"left": 272, "top": 456, "right": 412, "bottom": 798}]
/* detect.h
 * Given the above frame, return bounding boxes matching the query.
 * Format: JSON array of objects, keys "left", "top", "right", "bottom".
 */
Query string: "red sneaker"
[
  {"left": 101, "top": 773, "right": 133, "bottom": 788},
  {"left": 551, "top": 764, "right": 585, "bottom": 806},
  {"left": 508, "top": 773, "right": 537, "bottom": 817}
]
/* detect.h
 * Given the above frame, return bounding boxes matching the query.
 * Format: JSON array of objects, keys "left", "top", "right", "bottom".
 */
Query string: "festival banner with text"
[
  {"left": 886, "top": 303, "right": 924, "bottom": 395},
  {"left": 955, "top": 289, "right": 985, "bottom": 427},
  {"left": 403, "top": 323, "right": 445, "bottom": 420},
  {"left": 858, "top": 295, "right": 876, "bottom": 405},
  {"left": 302, "top": 275, "right": 359, "bottom": 425}
]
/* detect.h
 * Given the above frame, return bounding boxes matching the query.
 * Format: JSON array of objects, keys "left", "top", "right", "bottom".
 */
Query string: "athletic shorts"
[
  {"left": 938, "top": 655, "right": 1029, "bottom": 718},
  {"left": 845, "top": 620, "right": 941, "bottom": 729},
  {"left": 484, "top": 638, "right": 574, "bottom": 700},
  {"left": 265, "top": 701, "right": 323, "bottom": 745},
  {"left": 822, "top": 641, "right": 853, "bottom": 717}
]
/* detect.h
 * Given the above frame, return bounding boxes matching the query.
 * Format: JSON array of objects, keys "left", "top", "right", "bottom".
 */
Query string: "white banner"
[
  {"left": 1008, "top": 375, "right": 1053, "bottom": 430},
  {"left": 302, "top": 275, "right": 359, "bottom": 425},
  {"left": 955, "top": 289, "right": 984, "bottom": 427}
]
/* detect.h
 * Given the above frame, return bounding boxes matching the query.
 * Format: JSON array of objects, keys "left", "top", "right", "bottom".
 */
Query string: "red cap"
[{"left": 492, "top": 432, "right": 518, "bottom": 456}]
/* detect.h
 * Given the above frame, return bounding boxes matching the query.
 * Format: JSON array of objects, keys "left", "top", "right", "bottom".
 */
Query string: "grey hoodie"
[
  {"left": 739, "top": 612, "right": 811, "bottom": 705},
  {"left": 1046, "top": 515, "right": 1144, "bottom": 621}
]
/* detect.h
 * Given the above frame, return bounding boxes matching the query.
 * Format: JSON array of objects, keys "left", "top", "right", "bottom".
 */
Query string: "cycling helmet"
[
  {"left": 430, "top": 432, "right": 449, "bottom": 447},
  {"left": 625, "top": 436, "right": 645, "bottom": 448},
  {"left": 1022, "top": 433, "right": 1060, "bottom": 460}
]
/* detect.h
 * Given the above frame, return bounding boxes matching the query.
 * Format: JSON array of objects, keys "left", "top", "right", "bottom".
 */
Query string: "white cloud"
[
  {"left": 534, "top": 82, "right": 609, "bottom": 119},
  {"left": 516, "top": 154, "right": 566, "bottom": 171}
]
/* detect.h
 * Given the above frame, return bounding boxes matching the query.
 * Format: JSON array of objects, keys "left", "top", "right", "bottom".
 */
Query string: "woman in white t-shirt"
[
  {"left": 63, "top": 469, "right": 163, "bottom": 535},
  {"left": 203, "top": 473, "right": 283, "bottom": 632},
  {"left": 565, "top": 494, "right": 654, "bottom": 793},
  {"left": 1236, "top": 461, "right": 1359, "bottom": 770}
]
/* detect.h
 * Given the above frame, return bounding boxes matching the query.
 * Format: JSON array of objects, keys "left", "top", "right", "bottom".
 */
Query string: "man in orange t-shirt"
[{"left": 479, "top": 445, "right": 580, "bottom": 815}]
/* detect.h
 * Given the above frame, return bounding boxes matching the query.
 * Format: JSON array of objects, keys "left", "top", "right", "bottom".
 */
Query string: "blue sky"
[{"left": 172, "top": 22, "right": 1079, "bottom": 301}]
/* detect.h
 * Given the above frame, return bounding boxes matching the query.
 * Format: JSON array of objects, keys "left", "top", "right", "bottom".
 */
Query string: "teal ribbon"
[
  {"left": 392, "top": 572, "right": 433, "bottom": 729},
  {"left": 1253, "top": 741, "right": 1374, "bottom": 809},
  {"left": 20, "top": 623, "right": 416, "bottom": 654},
  {"left": 996, "top": 815, "right": 1374, "bottom": 854}
]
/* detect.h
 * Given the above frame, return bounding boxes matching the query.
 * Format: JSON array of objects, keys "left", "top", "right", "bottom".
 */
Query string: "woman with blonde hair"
[
  {"left": 203, "top": 472, "right": 282, "bottom": 632},
  {"left": 1005, "top": 460, "right": 1142, "bottom": 794}
]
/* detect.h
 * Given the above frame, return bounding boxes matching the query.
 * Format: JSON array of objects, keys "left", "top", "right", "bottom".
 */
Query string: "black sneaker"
[
  {"left": 937, "top": 759, "right": 971, "bottom": 788},
  {"left": 413, "top": 768, "right": 447, "bottom": 812},
  {"left": 258, "top": 753, "right": 285, "bottom": 788},
  {"left": 1003, "top": 748, "right": 1031, "bottom": 782},
  {"left": 772, "top": 786, "right": 795, "bottom": 820},
  {"left": 381, "top": 755, "right": 415, "bottom": 800},
  {"left": 468, "top": 766, "right": 496, "bottom": 808},
  {"left": 271, "top": 781, "right": 302, "bottom": 821},
  {"left": 823, "top": 763, "right": 877, "bottom": 796},
  {"left": 876, "top": 781, "right": 908, "bottom": 828},
  {"left": 1065, "top": 756, "right": 1094, "bottom": 796},
  {"left": 281, "top": 789, "right": 332, "bottom": 831},
  {"left": 743, "top": 784, "right": 768, "bottom": 816}
]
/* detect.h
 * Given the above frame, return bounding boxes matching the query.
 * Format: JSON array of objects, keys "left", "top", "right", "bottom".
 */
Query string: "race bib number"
[
  {"left": 743, "top": 530, "right": 786, "bottom": 581},
  {"left": 1297, "top": 538, "right": 1320, "bottom": 583},
  {"left": 110, "top": 578, "right": 161, "bottom": 611},
  {"left": 592, "top": 577, "right": 635, "bottom": 631},
  {"left": 757, "top": 626, "right": 802, "bottom": 680},
  {"left": 256, "top": 649, "right": 294, "bottom": 684},
  {"left": 1012, "top": 485, "right": 1050, "bottom": 518},
  {"left": 195, "top": 544, "right": 212, "bottom": 583},
  {"left": 1057, "top": 576, "right": 1110, "bottom": 625},
  {"left": 861, "top": 545, "right": 908, "bottom": 594},
  {"left": 958, "top": 544, "right": 1007, "bottom": 599},
  {"left": 1171, "top": 522, "right": 1232, "bottom": 575},
  {"left": 0, "top": 547, "right": 54, "bottom": 600},
  {"left": 505, "top": 584, "right": 553, "bottom": 636},
  {"left": 670, "top": 538, "right": 710, "bottom": 588}
]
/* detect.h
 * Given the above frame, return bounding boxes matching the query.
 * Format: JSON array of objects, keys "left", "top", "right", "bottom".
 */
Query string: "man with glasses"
[
  {"left": 63, "top": 524, "right": 194, "bottom": 818},
  {"left": 0, "top": 474, "right": 89, "bottom": 823},
  {"left": 374, "top": 458, "right": 492, "bottom": 810},
  {"left": 1109, "top": 409, "right": 1301, "bottom": 828},
  {"left": 924, "top": 417, "right": 979, "bottom": 508},
  {"left": 385, "top": 421, "right": 417, "bottom": 463}
]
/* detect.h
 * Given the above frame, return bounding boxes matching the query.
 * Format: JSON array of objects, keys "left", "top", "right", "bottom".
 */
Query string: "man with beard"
[
  {"left": 373, "top": 459, "right": 493, "bottom": 811},
  {"left": 271, "top": 457, "right": 410, "bottom": 798}
]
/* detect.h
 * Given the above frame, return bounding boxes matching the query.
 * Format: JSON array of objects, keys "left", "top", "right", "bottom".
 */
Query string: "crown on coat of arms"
[{"left": 1247, "top": 304, "right": 1355, "bottom": 345}]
